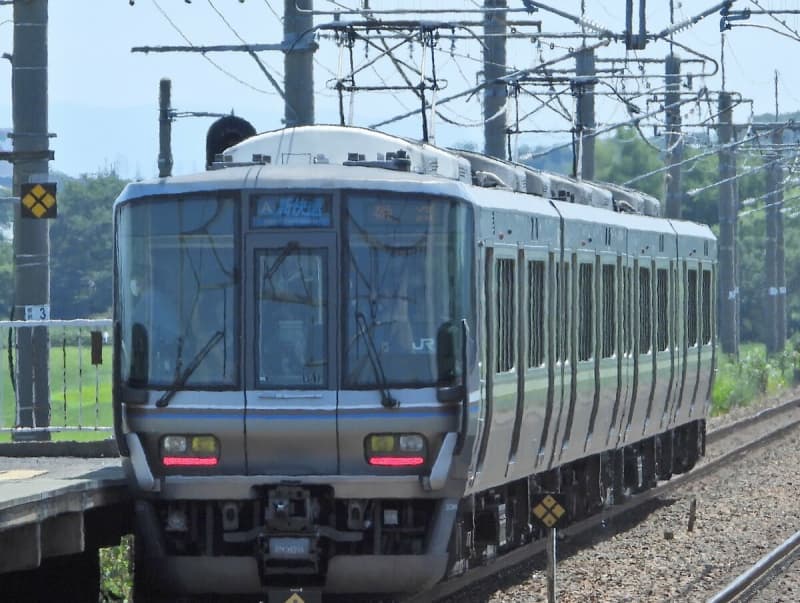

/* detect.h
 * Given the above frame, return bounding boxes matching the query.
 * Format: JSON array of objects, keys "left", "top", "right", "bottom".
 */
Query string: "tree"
[{"left": 49, "top": 171, "right": 127, "bottom": 318}]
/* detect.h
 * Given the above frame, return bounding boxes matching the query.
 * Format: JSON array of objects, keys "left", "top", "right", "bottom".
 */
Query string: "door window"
[{"left": 256, "top": 246, "right": 327, "bottom": 388}]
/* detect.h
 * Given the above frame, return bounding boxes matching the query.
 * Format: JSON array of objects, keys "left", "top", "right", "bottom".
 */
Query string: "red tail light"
[
  {"left": 162, "top": 456, "right": 219, "bottom": 467},
  {"left": 368, "top": 456, "right": 425, "bottom": 467}
]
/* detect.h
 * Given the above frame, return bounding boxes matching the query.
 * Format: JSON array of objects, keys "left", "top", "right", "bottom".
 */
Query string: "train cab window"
[
  {"left": 702, "top": 269, "right": 712, "bottom": 344},
  {"left": 117, "top": 196, "right": 238, "bottom": 389},
  {"left": 528, "top": 260, "right": 546, "bottom": 368},
  {"left": 687, "top": 268, "right": 698, "bottom": 347},
  {"left": 578, "top": 263, "right": 593, "bottom": 362},
  {"left": 639, "top": 267, "right": 652, "bottom": 354},
  {"left": 656, "top": 268, "right": 669, "bottom": 352},
  {"left": 601, "top": 264, "right": 616, "bottom": 358},
  {"left": 256, "top": 248, "right": 327, "bottom": 388},
  {"left": 496, "top": 258, "right": 516, "bottom": 373},
  {"left": 343, "top": 193, "right": 474, "bottom": 388}
]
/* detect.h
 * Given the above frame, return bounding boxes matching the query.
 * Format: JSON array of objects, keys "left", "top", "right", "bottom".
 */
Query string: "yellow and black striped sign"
[{"left": 21, "top": 182, "right": 57, "bottom": 219}]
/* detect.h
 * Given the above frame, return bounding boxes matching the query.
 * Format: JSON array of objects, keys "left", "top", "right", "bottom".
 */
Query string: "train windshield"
[
  {"left": 344, "top": 193, "right": 473, "bottom": 388},
  {"left": 116, "top": 196, "right": 237, "bottom": 388}
]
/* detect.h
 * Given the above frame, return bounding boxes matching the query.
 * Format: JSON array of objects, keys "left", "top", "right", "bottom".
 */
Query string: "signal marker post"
[{"left": 532, "top": 493, "right": 568, "bottom": 603}]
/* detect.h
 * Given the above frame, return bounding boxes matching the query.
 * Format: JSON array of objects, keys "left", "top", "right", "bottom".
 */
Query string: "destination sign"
[{"left": 253, "top": 195, "right": 331, "bottom": 228}]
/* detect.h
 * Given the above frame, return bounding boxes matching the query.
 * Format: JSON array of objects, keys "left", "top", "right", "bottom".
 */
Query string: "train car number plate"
[{"left": 269, "top": 537, "right": 311, "bottom": 558}]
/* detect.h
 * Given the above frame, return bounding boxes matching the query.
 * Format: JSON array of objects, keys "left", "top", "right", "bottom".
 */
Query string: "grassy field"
[{"left": 0, "top": 342, "right": 112, "bottom": 441}]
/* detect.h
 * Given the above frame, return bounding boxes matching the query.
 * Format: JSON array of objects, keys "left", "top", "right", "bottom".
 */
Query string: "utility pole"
[
  {"left": 764, "top": 136, "right": 781, "bottom": 354},
  {"left": 483, "top": 0, "right": 507, "bottom": 159},
  {"left": 774, "top": 73, "right": 787, "bottom": 354},
  {"left": 158, "top": 78, "right": 173, "bottom": 178},
  {"left": 574, "top": 47, "right": 596, "bottom": 180},
  {"left": 284, "top": 0, "right": 315, "bottom": 126},
  {"left": 776, "top": 143, "right": 786, "bottom": 353},
  {"left": 717, "top": 91, "right": 738, "bottom": 356},
  {"left": 664, "top": 54, "right": 682, "bottom": 219},
  {"left": 12, "top": 0, "right": 51, "bottom": 440}
]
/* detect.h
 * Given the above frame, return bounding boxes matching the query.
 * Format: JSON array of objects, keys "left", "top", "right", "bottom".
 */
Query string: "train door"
[
  {"left": 606, "top": 251, "right": 632, "bottom": 448},
  {"left": 670, "top": 259, "right": 698, "bottom": 426},
  {"left": 543, "top": 254, "right": 571, "bottom": 470},
  {"left": 506, "top": 247, "right": 550, "bottom": 480},
  {"left": 243, "top": 232, "right": 339, "bottom": 475},
  {"left": 474, "top": 244, "right": 519, "bottom": 487}
]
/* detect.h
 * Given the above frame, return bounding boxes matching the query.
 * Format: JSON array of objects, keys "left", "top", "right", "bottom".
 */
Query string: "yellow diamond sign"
[
  {"left": 284, "top": 594, "right": 305, "bottom": 603},
  {"left": 20, "top": 182, "right": 57, "bottom": 219},
  {"left": 531, "top": 493, "right": 568, "bottom": 529}
]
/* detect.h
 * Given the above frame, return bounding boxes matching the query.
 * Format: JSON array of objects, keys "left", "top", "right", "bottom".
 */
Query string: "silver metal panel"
[
  {"left": 125, "top": 395, "right": 246, "bottom": 477},
  {"left": 336, "top": 389, "right": 460, "bottom": 474},
  {"left": 244, "top": 232, "right": 338, "bottom": 475}
]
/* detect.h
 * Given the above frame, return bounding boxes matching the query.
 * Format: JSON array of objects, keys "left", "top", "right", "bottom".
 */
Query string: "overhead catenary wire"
[{"left": 149, "top": 0, "right": 277, "bottom": 96}]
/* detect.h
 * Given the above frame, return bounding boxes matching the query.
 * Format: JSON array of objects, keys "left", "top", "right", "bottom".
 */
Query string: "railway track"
[
  {"left": 707, "top": 529, "right": 800, "bottom": 603},
  {"left": 400, "top": 398, "right": 800, "bottom": 603}
]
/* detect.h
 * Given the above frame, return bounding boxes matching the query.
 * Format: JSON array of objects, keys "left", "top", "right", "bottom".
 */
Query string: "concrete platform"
[{"left": 0, "top": 455, "right": 130, "bottom": 573}]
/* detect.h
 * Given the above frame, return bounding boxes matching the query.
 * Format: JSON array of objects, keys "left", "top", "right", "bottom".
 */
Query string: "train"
[{"left": 112, "top": 123, "right": 715, "bottom": 602}]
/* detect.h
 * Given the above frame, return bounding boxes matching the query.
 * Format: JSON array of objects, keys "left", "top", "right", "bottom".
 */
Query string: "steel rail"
[
  {"left": 707, "top": 530, "right": 800, "bottom": 603},
  {"left": 400, "top": 397, "right": 800, "bottom": 603}
]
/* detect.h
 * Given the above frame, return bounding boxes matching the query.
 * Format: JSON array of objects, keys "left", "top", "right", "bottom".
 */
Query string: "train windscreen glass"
[
  {"left": 344, "top": 193, "right": 473, "bottom": 388},
  {"left": 256, "top": 247, "right": 327, "bottom": 388},
  {"left": 116, "top": 196, "right": 237, "bottom": 388}
]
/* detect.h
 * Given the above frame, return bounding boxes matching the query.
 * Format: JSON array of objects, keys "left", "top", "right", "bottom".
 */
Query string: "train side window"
[
  {"left": 555, "top": 262, "right": 570, "bottom": 363},
  {"left": 639, "top": 266, "right": 652, "bottom": 354},
  {"left": 702, "top": 269, "right": 712, "bottom": 344},
  {"left": 687, "top": 268, "right": 698, "bottom": 347},
  {"left": 496, "top": 258, "right": 516, "bottom": 373},
  {"left": 623, "top": 266, "right": 632, "bottom": 355},
  {"left": 656, "top": 268, "right": 669, "bottom": 352},
  {"left": 602, "top": 264, "right": 616, "bottom": 358},
  {"left": 578, "top": 263, "right": 593, "bottom": 362},
  {"left": 528, "top": 260, "right": 546, "bottom": 368}
]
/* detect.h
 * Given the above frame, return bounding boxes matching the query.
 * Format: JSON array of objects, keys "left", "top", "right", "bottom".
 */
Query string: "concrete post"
[
  {"left": 575, "top": 47, "right": 596, "bottom": 181},
  {"left": 717, "top": 92, "right": 738, "bottom": 356},
  {"left": 283, "top": 0, "right": 315, "bottom": 126},
  {"left": 12, "top": 0, "right": 51, "bottom": 440},
  {"left": 158, "top": 78, "right": 173, "bottom": 178},
  {"left": 483, "top": 0, "right": 507, "bottom": 159},
  {"left": 664, "top": 54, "right": 682, "bottom": 219}
]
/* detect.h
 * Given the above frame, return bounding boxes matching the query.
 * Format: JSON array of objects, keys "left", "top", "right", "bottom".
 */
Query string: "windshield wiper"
[
  {"left": 264, "top": 241, "right": 299, "bottom": 282},
  {"left": 355, "top": 312, "right": 398, "bottom": 408},
  {"left": 156, "top": 330, "right": 225, "bottom": 408}
]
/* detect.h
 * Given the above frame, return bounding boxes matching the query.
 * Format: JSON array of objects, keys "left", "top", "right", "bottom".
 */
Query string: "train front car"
[{"left": 112, "top": 127, "right": 478, "bottom": 601}]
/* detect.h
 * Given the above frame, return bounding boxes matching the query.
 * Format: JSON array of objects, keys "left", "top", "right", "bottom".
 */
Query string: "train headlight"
[
  {"left": 161, "top": 434, "right": 219, "bottom": 467},
  {"left": 398, "top": 434, "right": 424, "bottom": 452},
  {"left": 162, "top": 435, "right": 188, "bottom": 454},
  {"left": 369, "top": 435, "right": 396, "bottom": 453},
  {"left": 365, "top": 433, "right": 426, "bottom": 467}
]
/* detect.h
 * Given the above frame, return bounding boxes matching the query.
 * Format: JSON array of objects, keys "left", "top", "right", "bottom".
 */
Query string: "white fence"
[{"left": 0, "top": 319, "right": 113, "bottom": 436}]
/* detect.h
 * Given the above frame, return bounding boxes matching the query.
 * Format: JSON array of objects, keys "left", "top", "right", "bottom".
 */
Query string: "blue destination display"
[{"left": 253, "top": 194, "right": 331, "bottom": 227}]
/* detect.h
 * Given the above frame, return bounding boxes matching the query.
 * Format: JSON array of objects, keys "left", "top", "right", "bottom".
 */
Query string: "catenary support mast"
[
  {"left": 483, "top": 0, "right": 507, "bottom": 159},
  {"left": 12, "top": 0, "right": 51, "bottom": 440},
  {"left": 284, "top": 0, "right": 315, "bottom": 126},
  {"left": 717, "top": 91, "right": 738, "bottom": 356}
]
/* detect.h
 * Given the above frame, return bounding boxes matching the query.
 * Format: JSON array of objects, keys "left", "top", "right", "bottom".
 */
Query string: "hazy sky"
[{"left": 1, "top": 0, "right": 798, "bottom": 179}]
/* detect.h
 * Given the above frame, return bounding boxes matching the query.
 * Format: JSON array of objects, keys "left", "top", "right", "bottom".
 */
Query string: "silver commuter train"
[{"left": 113, "top": 125, "right": 715, "bottom": 601}]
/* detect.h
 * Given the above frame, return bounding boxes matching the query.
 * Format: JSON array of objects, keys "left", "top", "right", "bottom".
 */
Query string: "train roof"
[{"left": 115, "top": 125, "right": 712, "bottom": 242}]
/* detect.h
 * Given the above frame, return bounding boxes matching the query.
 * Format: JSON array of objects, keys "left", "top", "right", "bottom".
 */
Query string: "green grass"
[
  {"left": 711, "top": 342, "right": 797, "bottom": 416},
  {"left": 0, "top": 342, "right": 112, "bottom": 439}
]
